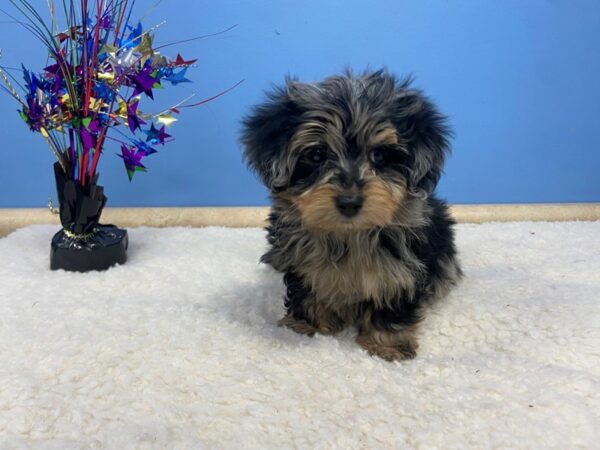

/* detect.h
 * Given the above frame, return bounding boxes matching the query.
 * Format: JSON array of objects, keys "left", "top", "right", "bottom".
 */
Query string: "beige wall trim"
[{"left": 1, "top": 203, "right": 599, "bottom": 238}]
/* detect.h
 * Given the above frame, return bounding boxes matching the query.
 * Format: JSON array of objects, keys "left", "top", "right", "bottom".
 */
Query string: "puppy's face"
[
  {"left": 242, "top": 70, "right": 450, "bottom": 232},
  {"left": 284, "top": 117, "right": 408, "bottom": 232}
]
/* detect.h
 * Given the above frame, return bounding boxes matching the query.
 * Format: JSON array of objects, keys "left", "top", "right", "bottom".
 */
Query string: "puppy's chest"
[{"left": 297, "top": 235, "right": 418, "bottom": 304}]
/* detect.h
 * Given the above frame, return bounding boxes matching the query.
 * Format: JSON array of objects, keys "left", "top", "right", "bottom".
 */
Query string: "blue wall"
[{"left": 1, "top": 0, "right": 599, "bottom": 207}]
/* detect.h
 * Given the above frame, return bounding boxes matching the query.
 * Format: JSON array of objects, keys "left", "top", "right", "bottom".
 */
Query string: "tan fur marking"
[
  {"left": 295, "top": 184, "right": 343, "bottom": 232},
  {"left": 356, "top": 323, "right": 419, "bottom": 361},
  {"left": 369, "top": 123, "right": 400, "bottom": 147},
  {"left": 360, "top": 178, "right": 405, "bottom": 228},
  {"left": 295, "top": 177, "right": 405, "bottom": 233},
  {"left": 288, "top": 115, "right": 346, "bottom": 161},
  {"left": 277, "top": 314, "right": 318, "bottom": 337}
]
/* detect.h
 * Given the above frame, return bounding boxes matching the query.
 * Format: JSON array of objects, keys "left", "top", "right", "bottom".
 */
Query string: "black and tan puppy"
[{"left": 241, "top": 70, "right": 461, "bottom": 361}]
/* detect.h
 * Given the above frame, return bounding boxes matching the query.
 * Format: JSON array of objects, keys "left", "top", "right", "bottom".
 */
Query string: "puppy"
[{"left": 241, "top": 70, "right": 461, "bottom": 361}]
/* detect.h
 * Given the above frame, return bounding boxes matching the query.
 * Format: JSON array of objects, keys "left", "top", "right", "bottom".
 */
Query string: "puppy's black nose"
[{"left": 335, "top": 194, "right": 364, "bottom": 218}]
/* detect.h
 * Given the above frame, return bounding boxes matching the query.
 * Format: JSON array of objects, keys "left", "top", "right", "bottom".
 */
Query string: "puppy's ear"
[
  {"left": 391, "top": 83, "right": 451, "bottom": 195},
  {"left": 241, "top": 81, "right": 302, "bottom": 191}
]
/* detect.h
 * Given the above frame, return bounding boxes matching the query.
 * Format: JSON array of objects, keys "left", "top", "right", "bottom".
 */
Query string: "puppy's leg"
[
  {"left": 277, "top": 302, "right": 342, "bottom": 337},
  {"left": 356, "top": 302, "right": 421, "bottom": 361},
  {"left": 278, "top": 272, "right": 345, "bottom": 337}
]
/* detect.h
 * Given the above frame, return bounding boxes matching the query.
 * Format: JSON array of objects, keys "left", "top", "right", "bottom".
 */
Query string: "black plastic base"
[{"left": 50, "top": 225, "right": 128, "bottom": 272}]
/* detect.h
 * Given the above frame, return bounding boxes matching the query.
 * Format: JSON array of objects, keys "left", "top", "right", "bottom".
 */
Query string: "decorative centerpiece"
[{"left": 0, "top": 1, "right": 240, "bottom": 271}]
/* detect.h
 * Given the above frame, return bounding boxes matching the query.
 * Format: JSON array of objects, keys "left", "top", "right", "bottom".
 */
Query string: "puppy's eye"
[
  {"left": 306, "top": 146, "right": 327, "bottom": 164},
  {"left": 369, "top": 146, "right": 410, "bottom": 174},
  {"left": 290, "top": 146, "right": 328, "bottom": 187},
  {"left": 369, "top": 147, "right": 388, "bottom": 167}
]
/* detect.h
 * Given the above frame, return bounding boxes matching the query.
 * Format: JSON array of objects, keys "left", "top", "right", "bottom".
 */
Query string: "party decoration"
[{"left": 0, "top": 0, "right": 242, "bottom": 271}]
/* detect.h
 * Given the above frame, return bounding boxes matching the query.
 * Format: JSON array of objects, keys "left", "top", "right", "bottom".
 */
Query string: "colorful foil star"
[
  {"left": 118, "top": 144, "right": 146, "bottom": 181},
  {"left": 0, "top": 1, "right": 243, "bottom": 182},
  {"left": 145, "top": 123, "right": 171, "bottom": 145},
  {"left": 126, "top": 99, "right": 145, "bottom": 133},
  {"left": 166, "top": 68, "right": 191, "bottom": 86}
]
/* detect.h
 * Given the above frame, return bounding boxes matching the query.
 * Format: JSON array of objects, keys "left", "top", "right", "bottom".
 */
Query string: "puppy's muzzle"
[{"left": 335, "top": 193, "right": 364, "bottom": 218}]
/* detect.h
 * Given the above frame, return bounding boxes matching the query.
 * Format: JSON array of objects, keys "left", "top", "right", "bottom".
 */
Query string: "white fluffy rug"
[{"left": 1, "top": 222, "right": 599, "bottom": 449}]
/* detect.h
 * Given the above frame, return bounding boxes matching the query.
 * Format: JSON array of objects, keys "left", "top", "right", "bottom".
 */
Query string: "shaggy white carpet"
[{"left": 0, "top": 222, "right": 599, "bottom": 449}]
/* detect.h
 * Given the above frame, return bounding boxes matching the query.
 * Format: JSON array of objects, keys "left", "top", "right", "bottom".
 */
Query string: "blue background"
[{"left": 1, "top": 0, "right": 599, "bottom": 207}]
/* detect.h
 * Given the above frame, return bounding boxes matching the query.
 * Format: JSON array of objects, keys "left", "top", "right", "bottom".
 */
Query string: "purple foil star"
[
  {"left": 118, "top": 144, "right": 147, "bottom": 181},
  {"left": 80, "top": 126, "right": 96, "bottom": 152},
  {"left": 130, "top": 66, "right": 158, "bottom": 99},
  {"left": 98, "top": 15, "right": 112, "bottom": 29},
  {"left": 126, "top": 100, "right": 145, "bottom": 132},
  {"left": 24, "top": 97, "right": 45, "bottom": 131}
]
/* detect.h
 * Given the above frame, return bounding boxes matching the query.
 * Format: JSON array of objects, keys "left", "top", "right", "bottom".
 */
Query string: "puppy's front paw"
[
  {"left": 277, "top": 314, "right": 319, "bottom": 337},
  {"left": 356, "top": 333, "right": 418, "bottom": 361},
  {"left": 278, "top": 313, "right": 343, "bottom": 337}
]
